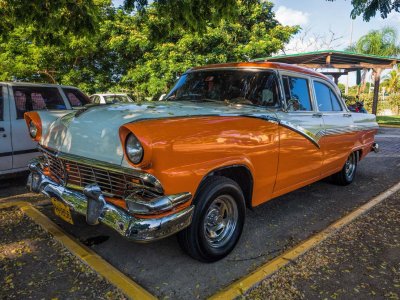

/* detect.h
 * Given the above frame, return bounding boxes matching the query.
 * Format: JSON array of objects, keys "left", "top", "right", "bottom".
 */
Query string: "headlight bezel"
[
  {"left": 29, "top": 121, "right": 38, "bottom": 138},
  {"left": 125, "top": 133, "right": 144, "bottom": 164}
]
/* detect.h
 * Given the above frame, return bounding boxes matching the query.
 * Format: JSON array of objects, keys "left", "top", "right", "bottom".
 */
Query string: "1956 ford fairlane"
[{"left": 24, "top": 62, "right": 379, "bottom": 262}]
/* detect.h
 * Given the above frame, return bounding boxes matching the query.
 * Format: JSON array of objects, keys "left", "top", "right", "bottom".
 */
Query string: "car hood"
[{"left": 41, "top": 101, "right": 278, "bottom": 165}]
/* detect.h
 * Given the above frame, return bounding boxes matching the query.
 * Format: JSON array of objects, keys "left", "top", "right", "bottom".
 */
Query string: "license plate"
[{"left": 51, "top": 197, "right": 74, "bottom": 224}]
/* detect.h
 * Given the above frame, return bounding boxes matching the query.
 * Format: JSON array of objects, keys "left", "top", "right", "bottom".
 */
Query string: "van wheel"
[
  {"left": 177, "top": 176, "right": 245, "bottom": 262},
  {"left": 332, "top": 152, "right": 358, "bottom": 186}
]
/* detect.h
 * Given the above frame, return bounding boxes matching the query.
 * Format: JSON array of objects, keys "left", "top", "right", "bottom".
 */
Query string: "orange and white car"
[{"left": 25, "top": 62, "right": 379, "bottom": 262}]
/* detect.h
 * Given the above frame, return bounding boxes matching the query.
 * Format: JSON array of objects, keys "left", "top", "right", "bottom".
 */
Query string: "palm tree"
[
  {"left": 382, "top": 67, "right": 400, "bottom": 94},
  {"left": 347, "top": 27, "right": 400, "bottom": 56},
  {"left": 346, "top": 27, "right": 400, "bottom": 114}
]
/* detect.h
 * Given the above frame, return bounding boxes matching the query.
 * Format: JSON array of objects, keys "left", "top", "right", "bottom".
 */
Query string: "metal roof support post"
[
  {"left": 332, "top": 74, "right": 340, "bottom": 85},
  {"left": 372, "top": 68, "right": 382, "bottom": 115}
]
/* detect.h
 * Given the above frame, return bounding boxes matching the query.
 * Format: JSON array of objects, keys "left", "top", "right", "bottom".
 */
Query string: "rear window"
[
  {"left": 12, "top": 86, "right": 66, "bottom": 119},
  {"left": 63, "top": 88, "right": 90, "bottom": 107},
  {"left": 103, "top": 95, "right": 132, "bottom": 104}
]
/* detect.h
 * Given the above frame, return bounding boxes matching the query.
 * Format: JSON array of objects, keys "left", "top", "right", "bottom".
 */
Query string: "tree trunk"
[{"left": 372, "top": 68, "right": 381, "bottom": 115}]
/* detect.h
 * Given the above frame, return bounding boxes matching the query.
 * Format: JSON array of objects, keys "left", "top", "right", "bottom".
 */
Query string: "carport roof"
[{"left": 253, "top": 50, "right": 398, "bottom": 70}]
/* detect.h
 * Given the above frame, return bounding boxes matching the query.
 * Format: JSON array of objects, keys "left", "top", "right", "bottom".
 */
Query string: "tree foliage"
[
  {"left": 0, "top": 0, "right": 108, "bottom": 43},
  {"left": 0, "top": 0, "right": 298, "bottom": 98},
  {"left": 346, "top": 27, "right": 400, "bottom": 56},
  {"left": 327, "top": 0, "right": 400, "bottom": 21}
]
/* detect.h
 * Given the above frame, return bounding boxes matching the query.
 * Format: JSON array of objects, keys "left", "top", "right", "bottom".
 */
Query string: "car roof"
[
  {"left": 191, "top": 62, "right": 330, "bottom": 81},
  {"left": 0, "top": 82, "right": 79, "bottom": 89}
]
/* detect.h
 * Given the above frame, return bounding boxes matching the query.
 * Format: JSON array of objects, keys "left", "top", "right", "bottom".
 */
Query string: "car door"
[
  {"left": 0, "top": 84, "right": 13, "bottom": 172},
  {"left": 312, "top": 79, "right": 354, "bottom": 176},
  {"left": 273, "top": 73, "right": 324, "bottom": 195}
]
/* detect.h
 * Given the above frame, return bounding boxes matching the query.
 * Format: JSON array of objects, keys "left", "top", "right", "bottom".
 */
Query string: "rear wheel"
[
  {"left": 332, "top": 152, "right": 358, "bottom": 186},
  {"left": 177, "top": 176, "right": 245, "bottom": 262}
]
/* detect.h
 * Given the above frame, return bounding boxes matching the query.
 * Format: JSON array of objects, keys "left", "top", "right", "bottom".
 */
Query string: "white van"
[{"left": 0, "top": 82, "right": 90, "bottom": 176}]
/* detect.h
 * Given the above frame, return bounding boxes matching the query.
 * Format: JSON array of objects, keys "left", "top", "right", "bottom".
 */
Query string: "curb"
[
  {"left": 209, "top": 181, "right": 400, "bottom": 300},
  {"left": 0, "top": 201, "right": 156, "bottom": 300}
]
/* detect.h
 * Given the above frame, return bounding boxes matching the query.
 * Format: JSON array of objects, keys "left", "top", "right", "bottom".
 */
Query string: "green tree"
[
  {"left": 382, "top": 67, "right": 400, "bottom": 93},
  {"left": 0, "top": 0, "right": 108, "bottom": 42},
  {"left": 0, "top": 0, "right": 298, "bottom": 97},
  {"left": 119, "top": 0, "right": 298, "bottom": 99},
  {"left": 327, "top": 0, "right": 400, "bottom": 21},
  {"left": 347, "top": 27, "right": 400, "bottom": 56}
]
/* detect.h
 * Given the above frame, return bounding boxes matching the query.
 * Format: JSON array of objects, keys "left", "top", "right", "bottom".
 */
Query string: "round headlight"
[
  {"left": 125, "top": 133, "right": 144, "bottom": 164},
  {"left": 29, "top": 121, "right": 38, "bottom": 138}
]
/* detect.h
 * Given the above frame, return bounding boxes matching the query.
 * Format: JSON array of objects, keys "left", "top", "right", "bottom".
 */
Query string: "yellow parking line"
[
  {"left": 0, "top": 201, "right": 157, "bottom": 300},
  {"left": 209, "top": 181, "right": 400, "bottom": 300}
]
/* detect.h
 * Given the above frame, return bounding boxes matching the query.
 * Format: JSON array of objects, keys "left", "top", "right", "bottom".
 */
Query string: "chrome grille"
[{"left": 41, "top": 149, "right": 158, "bottom": 198}]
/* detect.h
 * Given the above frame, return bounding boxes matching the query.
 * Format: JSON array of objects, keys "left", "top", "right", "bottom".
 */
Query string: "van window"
[
  {"left": 313, "top": 81, "right": 342, "bottom": 111},
  {"left": 282, "top": 76, "right": 312, "bottom": 111},
  {"left": 12, "top": 86, "right": 66, "bottom": 119},
  {"left": 62, "top": 88, "right": 90, "bottom": 107}
]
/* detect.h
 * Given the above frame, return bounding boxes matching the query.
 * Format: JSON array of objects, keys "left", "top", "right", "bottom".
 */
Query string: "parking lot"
[{"left": 1, "top": 127, "right": 400, "bottom": 299}]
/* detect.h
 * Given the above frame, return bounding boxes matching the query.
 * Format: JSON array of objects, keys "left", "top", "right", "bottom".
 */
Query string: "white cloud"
[
  {"left": 387, "top": 11, "right": 400, "bottom": 23},
  {"left": 275, "top": 6, "right": 310, "bottom": 26}
]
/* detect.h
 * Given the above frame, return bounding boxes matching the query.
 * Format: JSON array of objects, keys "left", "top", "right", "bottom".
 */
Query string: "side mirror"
[{"left": 159, "top": 94, "right": 166, "bottom": 101}]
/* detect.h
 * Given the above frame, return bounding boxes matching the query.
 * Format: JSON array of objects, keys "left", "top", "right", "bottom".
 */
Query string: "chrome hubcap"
[
  {"left": 203, "top": 195, "right": 238, "bottom": 248},
  {"left": 345, "top": 153, "right": 356, "bottom": 179}
]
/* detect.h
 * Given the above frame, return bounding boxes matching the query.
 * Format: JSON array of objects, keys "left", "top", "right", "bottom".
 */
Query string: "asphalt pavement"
[{"left": 1, "top": 127, "right": 400, "bottom": 299}]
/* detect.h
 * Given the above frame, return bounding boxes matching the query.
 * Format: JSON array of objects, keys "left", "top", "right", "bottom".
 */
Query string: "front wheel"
[
  {"left": 177, "top": 176, "right": 245, "bottom": 262},
  {"left": 332, "top": 152, "right": 358, "bottom": 186}
]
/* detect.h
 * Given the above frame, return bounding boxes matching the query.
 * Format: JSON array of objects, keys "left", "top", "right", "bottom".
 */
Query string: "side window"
[
  {"left": 313, "top": 81, "right": 342, "bottom": 112},
  {"left": 282, "top": 75, "right": 312, "bottom": 111},
  {"left": 12, "top": 86, "right": 66, "bottom": 119},
  {"left": 0, "top": 87, "right": 3, "bottom": 121},
  {"left": 62, "top": 88, "right": 90, "bottom": 107},
  {"left": 330, "top": 90, "right": 343, "bottom": 111}
]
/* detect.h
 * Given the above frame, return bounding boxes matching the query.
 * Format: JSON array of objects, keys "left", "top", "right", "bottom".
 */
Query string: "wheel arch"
[{"left": 196, "top": 165, "right": 254, "bottom": 209}]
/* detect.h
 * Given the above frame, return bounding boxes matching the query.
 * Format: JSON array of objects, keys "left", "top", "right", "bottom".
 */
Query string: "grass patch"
[{"left": 376, "top": 115, "right": 400, "bottom": 126}]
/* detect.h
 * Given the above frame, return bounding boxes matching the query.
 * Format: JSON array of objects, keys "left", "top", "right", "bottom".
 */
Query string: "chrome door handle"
[
  {"left": 312, "top": 113, "right": 323, "bottom": 118},
  {"left": 343, "top": 113, "right": 352, "bottom": 117}
]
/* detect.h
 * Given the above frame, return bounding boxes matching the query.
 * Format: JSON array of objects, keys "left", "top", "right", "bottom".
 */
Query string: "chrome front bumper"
[{"left": 27, "top": 159, "right": 194, "bottom": 242}]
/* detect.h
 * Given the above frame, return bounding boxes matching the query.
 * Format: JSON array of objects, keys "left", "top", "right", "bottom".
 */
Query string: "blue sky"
[{"left": 272, "top": 0, "right": 399, "bottom": 52}]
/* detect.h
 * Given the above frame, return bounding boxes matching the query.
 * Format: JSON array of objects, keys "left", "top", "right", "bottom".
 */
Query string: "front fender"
[{"left": 120, "top": 116, "right": 279, "bottom": 205}]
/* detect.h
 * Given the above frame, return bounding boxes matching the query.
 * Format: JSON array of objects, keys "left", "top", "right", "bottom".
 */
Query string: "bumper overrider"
[{"left": 27, "top": 158, "right": 194, "bottom": 242}]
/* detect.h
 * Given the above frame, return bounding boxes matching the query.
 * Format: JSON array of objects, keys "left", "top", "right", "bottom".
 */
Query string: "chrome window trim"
[{"left": 38, "top": 145, "right": 164, "bottom": 194}]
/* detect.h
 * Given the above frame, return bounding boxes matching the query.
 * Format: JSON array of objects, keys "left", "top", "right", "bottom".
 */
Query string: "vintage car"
[
  {"left": 25, "top": 62, "right": 379, "bottom": 262},
  {"left": 89, "top": 93, "right": 134, "bottom": 104}
]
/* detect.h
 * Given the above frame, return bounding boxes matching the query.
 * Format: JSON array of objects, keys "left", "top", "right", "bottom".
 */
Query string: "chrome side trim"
[
  {"left": 278, "top": 121, "right": 379, "bottom": 149},
  {"left": 27, "top": 158, "right": 194, "bottom": 242},
  {"left": 38, "top": 145, "right": 164, "bottom": 194},
  {"left": 279, "top": 120, "right": 321, "bottom": 148}
]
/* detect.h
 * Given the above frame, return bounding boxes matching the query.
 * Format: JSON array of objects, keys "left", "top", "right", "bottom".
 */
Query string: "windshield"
[
  {"left": 103, "top": 95, "right": 132, "bottom": 103},
  {"left": 166, "top": 70, "right": 280, "bottom": 107}
]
